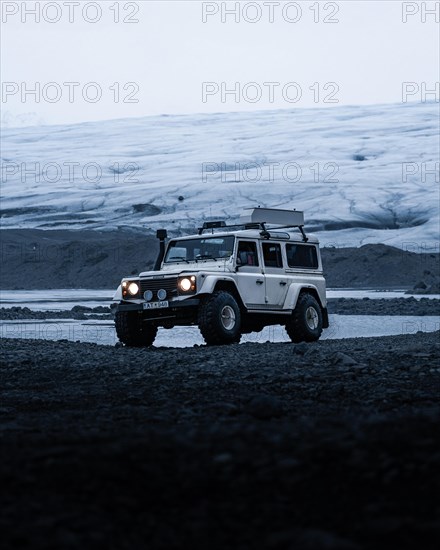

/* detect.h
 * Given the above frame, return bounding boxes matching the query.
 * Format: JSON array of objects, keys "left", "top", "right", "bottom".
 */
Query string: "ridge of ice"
[{"left": 1, "top": 102, "right": 439, "bottom": 250}]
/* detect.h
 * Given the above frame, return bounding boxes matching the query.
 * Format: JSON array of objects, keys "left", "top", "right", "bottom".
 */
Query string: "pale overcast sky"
[{"left": 1, "top": 0, "right": 439, "bottom": 126}]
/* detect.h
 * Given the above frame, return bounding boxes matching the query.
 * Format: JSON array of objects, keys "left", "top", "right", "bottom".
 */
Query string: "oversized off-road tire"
[
  {"left": 115, "top": 310, "right": 157, "bottom": 347},
  {"left": 286, "top": 293, "right": 323, "bottom": 343},
  {"left": 198, "top": 291, "right": 241, "bottom": 346}
]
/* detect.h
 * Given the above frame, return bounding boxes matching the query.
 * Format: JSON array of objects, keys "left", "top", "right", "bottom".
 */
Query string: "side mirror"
[{"left": 235, "top": 255, "right": 242, "bottom": 271}]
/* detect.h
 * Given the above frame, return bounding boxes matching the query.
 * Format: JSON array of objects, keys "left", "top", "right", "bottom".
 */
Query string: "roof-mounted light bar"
[{"left": 198, "top": 220, "right": 226, "bottom": 235}]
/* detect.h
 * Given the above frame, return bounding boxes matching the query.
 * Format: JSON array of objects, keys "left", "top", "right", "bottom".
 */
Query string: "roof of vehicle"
[{"left": 170, "top": 229, "right": 320, "bottom": 244}]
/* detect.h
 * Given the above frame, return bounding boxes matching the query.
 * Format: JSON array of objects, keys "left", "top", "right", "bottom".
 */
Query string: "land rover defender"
[{"left": 113, "top": 208, "right": 329, "bottom": 346}]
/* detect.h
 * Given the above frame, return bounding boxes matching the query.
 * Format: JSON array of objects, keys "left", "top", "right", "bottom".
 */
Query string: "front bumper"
[
  {"left": 117, "top": 298, "right": 201, "bottom": 326},
  {"left": 117, "top": 298, "right": 200, "bottom": 312}
]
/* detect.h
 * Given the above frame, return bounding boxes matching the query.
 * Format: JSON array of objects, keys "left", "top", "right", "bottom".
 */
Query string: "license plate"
[{"left": 143, "top": 301, "right": 169, "bottom": 310}]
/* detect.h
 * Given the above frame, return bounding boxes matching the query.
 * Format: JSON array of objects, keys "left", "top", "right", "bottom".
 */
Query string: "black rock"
[{"left": 247, "top": 395, "right": 284, "bottom": 419}]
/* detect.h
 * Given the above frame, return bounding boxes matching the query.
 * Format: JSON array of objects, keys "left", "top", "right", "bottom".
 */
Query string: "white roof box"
[{"left": 240, "top": 207, "right": 304, "bottom": 227}]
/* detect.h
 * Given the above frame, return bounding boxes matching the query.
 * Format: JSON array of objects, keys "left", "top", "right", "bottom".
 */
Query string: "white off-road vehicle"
[{"left": 113, "top": 208, "right": 329, "bottom": 346}]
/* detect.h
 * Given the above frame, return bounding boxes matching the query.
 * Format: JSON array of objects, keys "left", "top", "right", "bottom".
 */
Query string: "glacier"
[{"left": 1, "top": 101, "right": 439, "bottom": 249}]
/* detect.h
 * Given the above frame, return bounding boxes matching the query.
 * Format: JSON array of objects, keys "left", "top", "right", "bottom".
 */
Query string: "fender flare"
[
  {"left": 198, "top": 275, "right": 246, "bottom": 310},
  {"left": 284, "top": 284, "right": 325, "bottom": 310},
  {"left": 198, "top": 274, "right": 238, "bottom": 295}
]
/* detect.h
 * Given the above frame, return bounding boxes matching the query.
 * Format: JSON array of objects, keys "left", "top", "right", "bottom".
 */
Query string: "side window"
[
  {"left": 262, "top": 243, "right": 283, "bottom": 268},
  {"left": 237, "top": 241, "right": 259, "bottom": 266},
  {"left": 286, "top": 244, "right": 318, "bottom": 269}
]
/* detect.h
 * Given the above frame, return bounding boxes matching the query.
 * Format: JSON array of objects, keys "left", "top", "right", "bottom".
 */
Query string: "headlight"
[
  {"left": 128, "top": 282, "right": 139, "bottom": 295},
  {"left": 178, "top": 275, "right": 196, "bottom": 293},
  {"left": 122, "top": 280, "right": 140, "bottom": 298}
]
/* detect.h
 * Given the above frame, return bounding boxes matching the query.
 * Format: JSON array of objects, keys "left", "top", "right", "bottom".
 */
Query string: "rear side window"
[
  {"left": 262, "top": 243, "right": 283, "bottom": 268},
  {"left": 286, "top": 244, "right": 318, "bottom": 269}
]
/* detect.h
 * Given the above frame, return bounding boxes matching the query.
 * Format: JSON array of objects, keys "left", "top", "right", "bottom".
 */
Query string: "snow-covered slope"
[{"left": 1, "top": 102, "right": 439, "bottom": 248}]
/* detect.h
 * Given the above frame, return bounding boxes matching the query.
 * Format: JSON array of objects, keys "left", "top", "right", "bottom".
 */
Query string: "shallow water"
[
  {"left": 1, "top": 315, "right": 438, "bottom": 348},
  {"left": 327, "top": 290, "right": 439, "bottom": 300},
  {"left": 0, "top": 289, "right": 439, "bottom": 312},
  {"left": 0, "top": 290, "right": 113, "bottom": 311}
]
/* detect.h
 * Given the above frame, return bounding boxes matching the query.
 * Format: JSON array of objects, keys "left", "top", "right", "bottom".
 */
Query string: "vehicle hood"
[{"left": 139, "top": 261, "right": 233, "bottom": 278}]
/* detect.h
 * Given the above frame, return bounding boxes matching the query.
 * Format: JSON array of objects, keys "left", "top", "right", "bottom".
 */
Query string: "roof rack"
[
  {"left": 197, "top": 208, "right": 308, "bottom": 242},
  {"left": 197, "top": 221, "right": 260, "bottom": 235}
]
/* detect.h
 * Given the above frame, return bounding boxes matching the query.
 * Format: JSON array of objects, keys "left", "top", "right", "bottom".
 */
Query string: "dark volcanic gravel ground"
[{"left": 1, "top": 332, "right": 440, "bottom": 549}]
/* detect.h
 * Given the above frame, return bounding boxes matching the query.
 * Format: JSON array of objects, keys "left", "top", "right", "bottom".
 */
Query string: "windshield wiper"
[
  {"left": 166, "top": 257, "right": 190, "bottom": 264},
  {"left": 195, "top": 254, "right": 218, "bottom": 261}
]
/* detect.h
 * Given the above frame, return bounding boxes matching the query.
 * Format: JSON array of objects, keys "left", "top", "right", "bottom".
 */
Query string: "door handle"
[
  {"left": 256, "top": 279, "right": 264, "bottom": 285},
  {"left": 279, "top": 281, "right": 287, "bottom": 286}
]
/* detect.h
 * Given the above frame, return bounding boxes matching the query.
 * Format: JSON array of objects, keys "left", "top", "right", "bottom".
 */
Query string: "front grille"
[{"left": 140, "top": 277, "right": 178, "bottom": 299}]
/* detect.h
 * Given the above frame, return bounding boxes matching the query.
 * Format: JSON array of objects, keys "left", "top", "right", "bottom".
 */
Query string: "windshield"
[{"left": 164, "top": 236, "right": 235, "bottom": 263}]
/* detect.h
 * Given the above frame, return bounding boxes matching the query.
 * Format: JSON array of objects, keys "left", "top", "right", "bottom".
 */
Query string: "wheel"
[
  {"left": 198, "top": 291, "right": 241, "bottom": 346},
  {"left": 115, "top": 310, "right": 157, "bottom": 347},
  {"left": 286, "top": 293, "right": 323, "bottom": 343}
]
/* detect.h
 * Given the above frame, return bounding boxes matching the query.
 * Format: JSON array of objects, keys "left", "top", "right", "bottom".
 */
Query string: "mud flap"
[{"left": 322, "top": 307, "right": 329, "bottom": 329}]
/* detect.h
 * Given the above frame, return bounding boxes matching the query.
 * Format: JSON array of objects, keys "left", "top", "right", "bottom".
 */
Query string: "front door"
[
  {"left": 235, "top": 240, "right": 266, "bottom": 308},
  {"left": 261, "top": 242, "right": 289, "bottom": 307}
]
